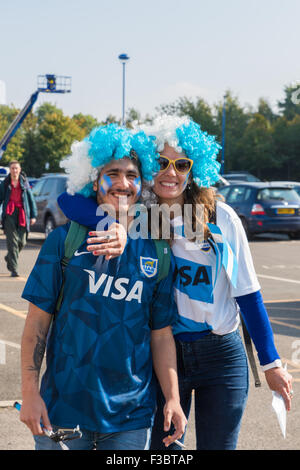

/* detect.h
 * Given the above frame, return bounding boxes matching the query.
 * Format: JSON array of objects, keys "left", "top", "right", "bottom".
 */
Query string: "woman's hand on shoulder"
[{"left": 86, "top": 222, "right": 127, "bottom": 259}]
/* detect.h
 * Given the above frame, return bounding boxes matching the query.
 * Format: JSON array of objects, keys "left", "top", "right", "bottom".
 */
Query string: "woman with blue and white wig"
[{"left": 135, "top": 115, "right": 293, "bottom": 451}]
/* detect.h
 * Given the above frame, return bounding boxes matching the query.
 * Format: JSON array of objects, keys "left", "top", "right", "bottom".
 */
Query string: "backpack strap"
[
  {"left": 240, "top": 316, "right": 261, "bottom": 387},
  {"left": 55, "top": 221, "right": 88, "bottom": 313},
  {"left": 148, "top": 239, "right": 171, "bottom": 329},
  {"left": 153, "top": 239, "right": 171, "bottom": 283},
  {"left": 63, "top": 221, "right": 88, "bottom": 260}
]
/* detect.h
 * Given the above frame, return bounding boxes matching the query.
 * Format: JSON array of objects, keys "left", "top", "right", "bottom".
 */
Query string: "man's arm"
[
  {"left": 20, "top": 302, "right": 53, "bottom": 435},
  {"left": 151, "top": 326, "right": 187, "bottom": 447}
]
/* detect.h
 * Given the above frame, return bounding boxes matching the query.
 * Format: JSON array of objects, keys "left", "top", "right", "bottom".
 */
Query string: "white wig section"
[
  {"left": 135, "top": 115, "right": 190, "bottom": 153},
  {"left": 60, "top": 140, "right": 98, "bottom": 195}
]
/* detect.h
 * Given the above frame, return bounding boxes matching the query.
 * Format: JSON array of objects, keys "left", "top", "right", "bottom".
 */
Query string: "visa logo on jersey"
[
  {"left": 173, "top": 257, "right": 213, "bottom": 304},
  {"left": 84, "top": 270, "right": 143, "bottom": 303}
]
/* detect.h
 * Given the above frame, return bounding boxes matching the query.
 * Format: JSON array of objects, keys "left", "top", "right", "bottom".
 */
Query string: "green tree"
[
  {"left": 285, "top": 115, "right": 300, "bottom": 179},
  {"left": 101, "top": 114, "right": 120, "bottom": 125},
  {"left": 273, "top": 115, "right": 300, "bottom": 180},
  {"left": 0, "top": 105, "right": 24, "bottom": 164},
  {"left": 72, "top": 113, "right": 100, "bottom": 135},
  {"left": 125, "top": 108, "right": 141, "bottom": 128},
  {"left": 35, "top": 102, "right": 64, "bottom": 124},
  {"left": 34, "top": 104, "right": 85, "bottom": 176},
  {"left": 239, "top": 113, "right": 276, "bottom": 179},
  {"left": 214, "top": 91, "right": 251, "bottom": 172},
  {"left": 156, "top": 96, "right": 218, "bottom": 136},
  {"left": 19, "top": 111, "right": 40, "bottom": 176},
  {"left": 257, "top": 98, "right": 277, "bottom": 124},
  {"left": 278, "top": 84, "right": 300, "bottom": 121}
]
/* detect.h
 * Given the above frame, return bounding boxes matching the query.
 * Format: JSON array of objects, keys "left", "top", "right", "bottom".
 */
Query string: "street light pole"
[
  {"left": 221, "top": 93, "right": 227, "bottom": 175},
  {"left": 118, "top": 53, "right": 130, "bottom": 126}
]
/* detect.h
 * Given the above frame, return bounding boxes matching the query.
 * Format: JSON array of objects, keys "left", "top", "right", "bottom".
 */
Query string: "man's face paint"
[
  {"left": 99, "top": 173, "right": 113, "bottom": 195},
  {"left": 133, "top": 176, "right": 142, "bottom": 197}
]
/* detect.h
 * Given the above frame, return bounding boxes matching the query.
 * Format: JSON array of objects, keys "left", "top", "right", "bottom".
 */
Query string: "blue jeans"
[
  {"left": 34, "top": 426, "right": 151, "bottom": 450},
  {"left": 150, "top": 330, "right": 249, "bottom": 450}
]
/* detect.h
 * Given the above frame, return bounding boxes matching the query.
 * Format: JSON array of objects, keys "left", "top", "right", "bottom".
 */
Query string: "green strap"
[
  {"left": 153, "top": 239, "right": 171, "bottom": 283},
  {"left": 64, "top": 221, "right": 88, "bottom": 259},
  {"left": 55, "top": 222, "right": 88, "bottom": 313}
]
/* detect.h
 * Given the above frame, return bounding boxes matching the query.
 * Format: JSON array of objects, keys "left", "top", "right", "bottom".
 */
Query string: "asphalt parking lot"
[{"left": 0, "top": 230, "right": 299, "bottom": 451}]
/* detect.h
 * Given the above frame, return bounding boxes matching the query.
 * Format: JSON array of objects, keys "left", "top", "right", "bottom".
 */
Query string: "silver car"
[{"left": 31, "top": 174, "right": 68, "bottom": 237}]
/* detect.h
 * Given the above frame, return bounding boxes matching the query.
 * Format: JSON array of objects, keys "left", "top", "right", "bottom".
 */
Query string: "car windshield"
[{"left": 257, "top": 188, "right": 300, "bottom": 202}]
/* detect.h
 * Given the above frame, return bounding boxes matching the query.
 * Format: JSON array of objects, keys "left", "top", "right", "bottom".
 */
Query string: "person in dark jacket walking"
[{"left": 0, "top": 160, "right": 37, "bottom": 277}]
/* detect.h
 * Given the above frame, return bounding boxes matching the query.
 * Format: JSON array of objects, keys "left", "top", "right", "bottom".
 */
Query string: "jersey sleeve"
[
  {"left": 235, "top": 290, "right": 280, "bottom": 366},
  {"left": 219, "top": 203, "right": 261, "bottom": 297},
  {"left": 150, "top": 255, "right": 179, "bottom": 330},
  {"left": 22, "top": 226, "right": 67, "bottom": 314}
]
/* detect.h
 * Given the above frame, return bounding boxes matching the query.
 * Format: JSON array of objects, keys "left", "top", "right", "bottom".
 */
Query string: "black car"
[
  {"left": 217, "top": 182, "right": 300, "bottom": 239},
  {"left": 31, "top": 174, "right": 68, "bottom": 237}
]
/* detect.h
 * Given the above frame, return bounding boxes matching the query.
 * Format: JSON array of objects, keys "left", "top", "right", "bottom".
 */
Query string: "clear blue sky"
[{"left": 1, "top": 0, "right": 300, "bottom": 121}]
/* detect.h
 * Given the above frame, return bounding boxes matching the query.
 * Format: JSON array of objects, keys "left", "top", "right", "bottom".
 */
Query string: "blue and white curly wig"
[
  {"left": 60, "top": 123, "right": 159, "bottom": 197},
  {"left": 135, "top": 115, "right": 221, "bottom": 188}
]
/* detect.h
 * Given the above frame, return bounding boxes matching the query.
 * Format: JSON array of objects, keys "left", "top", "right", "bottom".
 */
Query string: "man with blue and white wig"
[{"left": 19, "top": 123, "right": 187, "bottom": 451}]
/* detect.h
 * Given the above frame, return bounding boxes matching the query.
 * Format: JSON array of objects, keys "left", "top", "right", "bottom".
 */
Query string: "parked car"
[
  {"left": 31, "top": 174, "right": 68, "bottom": 237},
  {"left": 217, "top": 182, "right": 300, "bottom": 239},
  {"left": 222, "top": 172, "right": 261, "bottom": 183},
  {"left": 213, "top": 175, "right": 230, "bottom": 189},
  {"left": 27, "top": 177, "right": 39, "bottom": 188},
  {"left": 270, "top": 181, "right": 300, "bottom": 198},
  {"left": 0, "top": 166, "right": 9, "bottom": 177}
]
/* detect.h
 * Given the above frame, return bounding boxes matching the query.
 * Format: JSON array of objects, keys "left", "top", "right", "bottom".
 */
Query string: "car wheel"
[
  {"left": 44, "top": 216, "right": 56, "bottom": 238},
  {"left": 240, "top": 217, "right": 253, "bottom": 241}
]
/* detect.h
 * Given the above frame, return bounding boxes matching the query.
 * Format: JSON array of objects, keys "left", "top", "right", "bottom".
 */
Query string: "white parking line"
[
  {"left": 0, "top": 303, "right": 27, "bottom": 319},
  {"left": 0, "top": 400, "right": 21, "bottom": 408},
  {"left": 257, "top": 274, "right": 300, "bottom": 284},
  {"left": 0, "top": 339, "right": 21, "bottom": 349},
  {"left": 0, "top": 340, "right": 20, "bottom": 365}
]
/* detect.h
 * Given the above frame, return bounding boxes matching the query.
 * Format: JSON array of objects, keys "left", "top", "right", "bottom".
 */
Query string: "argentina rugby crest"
[{"left": 140, "top": 257, "right": 158, "bottom": 278}]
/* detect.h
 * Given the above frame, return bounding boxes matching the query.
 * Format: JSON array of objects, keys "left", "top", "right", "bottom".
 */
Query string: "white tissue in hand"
[{"left": 272, "top": 391, "right": 286, "bottom": 438}]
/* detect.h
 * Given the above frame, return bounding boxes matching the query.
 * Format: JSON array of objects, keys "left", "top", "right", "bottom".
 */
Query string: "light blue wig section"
[
  {"left": 140, "top": 116, "right": 222, "bottom": 188},
  {"left": 77, "top": 124, "right": 158, "bottom": 197},
  {"left": 175, "top": 120, "right": 221, "bottom": 188}
]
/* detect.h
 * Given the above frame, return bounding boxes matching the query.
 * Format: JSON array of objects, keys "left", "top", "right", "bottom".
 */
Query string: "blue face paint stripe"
[
  {"left": 99, "top": 173, "right": 113, "bottom": 195},
  {"left": 134, "top": 176, "right": 142, "bottom": 197}
]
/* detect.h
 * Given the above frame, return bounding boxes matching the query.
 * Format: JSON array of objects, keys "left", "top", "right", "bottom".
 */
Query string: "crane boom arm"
[{"left": 0, "top": 90, "right": 39, "bottom": 158}]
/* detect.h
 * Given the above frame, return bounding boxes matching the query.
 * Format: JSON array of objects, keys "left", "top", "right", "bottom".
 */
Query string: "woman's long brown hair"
[
  {"left": 184, "top": 182, "right": 221, "bottom": 240},
  {"left": 148, "top": 181, "right": 223, "bottom": 243}
]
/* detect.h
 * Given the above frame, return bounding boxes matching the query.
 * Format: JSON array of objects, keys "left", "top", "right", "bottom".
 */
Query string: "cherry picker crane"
[{"left": 0, "top": 74, "right": 71, "bottom": 159}]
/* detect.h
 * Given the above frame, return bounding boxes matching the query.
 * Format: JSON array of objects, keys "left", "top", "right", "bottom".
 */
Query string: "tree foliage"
[{"left": 1, "top": 84, "right": 300, "bottom": 181}]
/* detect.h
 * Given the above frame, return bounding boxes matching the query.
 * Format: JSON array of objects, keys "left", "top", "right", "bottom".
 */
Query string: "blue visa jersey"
[{"left": 22, "top": 224, "right": 177, "bottom": 433}]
